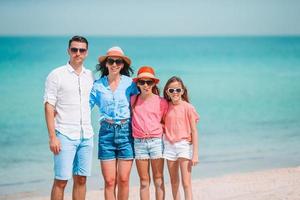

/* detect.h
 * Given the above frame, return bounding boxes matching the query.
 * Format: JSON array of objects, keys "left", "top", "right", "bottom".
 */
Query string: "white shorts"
[{"left": 163, "top": 139, "right": 193, "bottom": 161}]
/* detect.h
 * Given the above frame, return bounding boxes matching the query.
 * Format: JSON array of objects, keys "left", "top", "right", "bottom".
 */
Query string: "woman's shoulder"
[
  {"left": 121, "top": 75, "right": 133, "bottom": 82},
  {"left": 94, "top": 75, "right": 106, "bottom": 81},
  {"left": 92, "top": 76, "right": 107, "bottom": 87}
]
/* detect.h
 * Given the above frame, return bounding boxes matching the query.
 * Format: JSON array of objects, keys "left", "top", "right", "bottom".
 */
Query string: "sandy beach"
[{"left": 5, "top": 166, "right": 298, "bottom": 200}]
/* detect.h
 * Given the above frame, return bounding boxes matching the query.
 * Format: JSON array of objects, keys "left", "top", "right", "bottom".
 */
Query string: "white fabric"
[
  {"left": 163, "top": 138, "right": 193, "bottom": 161},
  {"left": 44, "top": 63, "right": 94, "bottom": 139}
]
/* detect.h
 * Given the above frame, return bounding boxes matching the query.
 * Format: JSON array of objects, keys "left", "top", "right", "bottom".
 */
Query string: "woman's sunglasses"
[
  {"left": 168, "top": 88, "right": 182, "bottom": 93},
  {"left": 70, "top": 47, "right": 87, "bottom": 54},
  {"left": 137, "top": 80, "right": 154, "bottom": 86},
  {"left": 107, "top": 58, "right": 124, "bottom": 66}
]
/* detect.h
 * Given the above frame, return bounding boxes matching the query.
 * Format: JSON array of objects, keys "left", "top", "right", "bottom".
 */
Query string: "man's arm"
[{"left": 45, "top": 102, "right": 60, "bottom": 155}]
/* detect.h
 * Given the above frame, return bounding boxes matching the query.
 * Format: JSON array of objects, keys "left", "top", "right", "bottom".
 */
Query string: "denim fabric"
[
  {"left": 90, "top": 75, "right": 139, "bottom": 124},
  {"left": 98, "top": 120, "right": 134, "bottom": 160},
  {"left": 54, "top": 131, "right": 93, "bottom": 180},
  {"left": 134, "top": 137, "right": 163, "bottom": 160}
]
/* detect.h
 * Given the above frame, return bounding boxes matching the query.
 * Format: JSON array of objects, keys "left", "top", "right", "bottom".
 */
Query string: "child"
[
  {"left": 131, "top": 66, "right": 168, "bottom": 200},
  {"left": 163, "top": 76, "right": 199, "bottom": 200}
]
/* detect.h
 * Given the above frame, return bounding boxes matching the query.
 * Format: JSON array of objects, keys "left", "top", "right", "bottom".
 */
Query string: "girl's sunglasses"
[
  {"left": 137, "top": 80, "right": 154, "bottom": 86},
  {"left": 107, "top": 58, "right": 124, "bottom": 66},
  {"left": 168, "top": 88, "right": 182, "bottom": 93}
]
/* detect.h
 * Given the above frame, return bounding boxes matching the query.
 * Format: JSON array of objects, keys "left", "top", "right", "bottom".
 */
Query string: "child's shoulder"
[
  {"left": 178, "top": 101, "right": 198, "bottom": 113},
  {"left": 159, "top": 96, "right": 168, "bottom": 104},
  {"left": 158, "top": 96, "right": 168, "bottom": 108},
  {"left": 181, "top": 100, "right": 194, "bottom": 107},
  {"left": 156, "top": 95, "right": 166, "bottom": 100},
  {"left": 182, "top": 101, "right": 200, "bottom": 120},
  {"left": 131, "top": 94, "right": 138, "bottom": 101}
]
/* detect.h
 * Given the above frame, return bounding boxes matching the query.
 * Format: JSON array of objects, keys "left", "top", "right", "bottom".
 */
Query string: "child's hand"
[{"left": 191, "top": 155, "right": 199, "bottom": 166}]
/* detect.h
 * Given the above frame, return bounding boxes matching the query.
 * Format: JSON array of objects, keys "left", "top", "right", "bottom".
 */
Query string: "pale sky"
[{"left": 1, "top": 0, "right": 300, "bottom": 36}]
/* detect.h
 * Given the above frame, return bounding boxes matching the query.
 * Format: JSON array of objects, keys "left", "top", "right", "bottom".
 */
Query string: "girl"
[
  {"left": 131, "top": 66, "right": 168, "bottom": 200},
  {"left": 90, "top": 46, "right": 138, "bottom": 200},
  {"left": 163, "top": 76, "right": 199, "bottom": 200}
]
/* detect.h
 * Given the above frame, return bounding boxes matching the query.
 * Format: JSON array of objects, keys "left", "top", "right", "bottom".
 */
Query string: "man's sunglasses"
[
  {"left": 168, "top": 88, "right": 182, "bottom": 93},
  {"left": 70, "top": 47, "right": 87, "bottom": 53},
  {"left": 137, "top": 80, "right": 154, "bottom": 86},
  {"left": 107, "top": 58, "right": 124, "bottom": 66}
]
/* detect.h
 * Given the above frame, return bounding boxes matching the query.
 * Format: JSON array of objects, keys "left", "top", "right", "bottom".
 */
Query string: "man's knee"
[
  {"left": 74, "top": 175, "right": 87, "bottom": 185},
  {"left": 54, "top": 179, "right": 68, "bottom": 189}
]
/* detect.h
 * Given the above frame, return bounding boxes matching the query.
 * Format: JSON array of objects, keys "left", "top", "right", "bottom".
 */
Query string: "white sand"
[{"left": 8, "top": 166, "right": 300, "bottom": 200}]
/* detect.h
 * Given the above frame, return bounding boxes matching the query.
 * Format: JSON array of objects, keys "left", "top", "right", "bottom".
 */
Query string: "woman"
[{"left": 90, "top": 46, "right": 138, "bottom": 200}]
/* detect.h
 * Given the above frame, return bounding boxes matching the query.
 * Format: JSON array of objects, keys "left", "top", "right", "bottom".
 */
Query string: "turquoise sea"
[{"left": 0, "top": 36, "right": 300, "bottom": 198}]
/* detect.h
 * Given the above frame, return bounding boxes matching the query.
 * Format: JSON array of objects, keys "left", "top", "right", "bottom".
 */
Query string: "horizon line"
[{"left": 1, "top": 34, "right": 300, "bottom": 38}]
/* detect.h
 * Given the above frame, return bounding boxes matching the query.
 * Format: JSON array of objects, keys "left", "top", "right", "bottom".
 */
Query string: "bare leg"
[
  {"left": 167, "top": 160, "right": 180, "bottom": 200},
  {"left": 101, "top": 160, "right": 117, "bottom": 200},
  {"left": 51, "top": 179, "right": 68, "bottom": 200},
  {"left": 72, "top": 175, "right": 87, "bottom": 200},
  {"left": 179, "top": 159, "right": 192, "bottom": 200},
  {"left": 151, "top": 158, "right": 165, "bottom": 200},
  {"left": 136, "top": 159, "right": 150, "bottom": 200},
  {"left": 117, "top": 159, "right": 133, "bottom": 200}
]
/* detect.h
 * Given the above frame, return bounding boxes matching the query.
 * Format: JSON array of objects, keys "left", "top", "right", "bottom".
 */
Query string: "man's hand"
[{"left": 49, "top": 136, "right": 61, "bottom": 155}]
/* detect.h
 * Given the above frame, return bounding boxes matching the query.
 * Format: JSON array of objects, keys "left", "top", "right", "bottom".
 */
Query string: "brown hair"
[{"left": 163, "top": 76, "right": 189, "bottom": 103}]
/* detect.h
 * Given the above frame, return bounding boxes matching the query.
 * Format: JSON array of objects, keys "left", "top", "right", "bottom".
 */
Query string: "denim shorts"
[
  {"left": 134, "top": 137, "right": 163, "bottom": 160},
  {"left": 54, "top": 131, "right": 93, "bottom": 180},
  {"left": 98, "top": 120, "right": 134, "bottom": 160},
  {"left": 163, "top": 139, "right": 192, "bottom": 161}
]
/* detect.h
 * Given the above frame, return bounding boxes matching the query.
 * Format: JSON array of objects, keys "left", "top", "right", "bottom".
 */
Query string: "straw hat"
[
  {"left": 133, "top": 66, "right": 159, "bottom": 84},
  {"left": 98, "top": 46, "right": 131, "bottom": 65}
]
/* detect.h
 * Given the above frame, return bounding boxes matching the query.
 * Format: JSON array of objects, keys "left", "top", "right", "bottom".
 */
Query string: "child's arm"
[
  {"left": 160, "top": 99, "right": 169, "bottom": 133},
  {"left": 189, "top": 114, "right": 199, "bottom": 166}
]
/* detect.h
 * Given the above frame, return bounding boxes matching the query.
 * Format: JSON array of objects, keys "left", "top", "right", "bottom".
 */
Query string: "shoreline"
[{"left": 4, "top": 166, "right": 299, "bottom": 200}]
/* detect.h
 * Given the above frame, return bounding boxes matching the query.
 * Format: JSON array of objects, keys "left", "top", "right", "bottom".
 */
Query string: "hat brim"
[
  {"left": 98, "top": 55, "right": 131, "bottom": 66},
  {"left": 133, "top": 77, "right": 160, "bottom": 84}
]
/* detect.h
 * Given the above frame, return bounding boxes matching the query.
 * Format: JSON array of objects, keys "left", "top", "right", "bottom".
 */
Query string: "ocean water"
[{"left": 0, "top": 36, "right": 300, "bottom": 197}]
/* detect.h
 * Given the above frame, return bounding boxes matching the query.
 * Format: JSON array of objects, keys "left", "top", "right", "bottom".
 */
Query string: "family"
[{"left": 44, "top": 36, "right": 199, "bottom": 200}]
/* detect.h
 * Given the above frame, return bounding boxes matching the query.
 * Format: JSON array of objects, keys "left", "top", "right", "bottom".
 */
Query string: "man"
[{"left": 44, "top": 36, "right": 94, "bottom": 200}]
